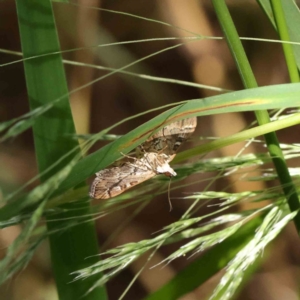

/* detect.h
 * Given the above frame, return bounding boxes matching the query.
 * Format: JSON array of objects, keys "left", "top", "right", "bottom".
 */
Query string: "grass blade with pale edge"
[
  {"left": 15, "top": 0, "right": 106, "bottom": 299},
  {"left": 1, "top": 78, "right": 300, "bottom": 142}
]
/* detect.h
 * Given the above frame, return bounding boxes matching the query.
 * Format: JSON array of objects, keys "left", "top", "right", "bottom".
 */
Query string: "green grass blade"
[
  {"left": 55, "top": 83, "right": 300, "bottom": 194},
  {"left": 258, "top": 0, "right": 300, "bottom": 70},
  {"left": 212, "top": 0, "right": 300, "bottom": 233},
  {"left": 175, "top": 112, "right": 300, "bottom": 162},
  {"left": 15, "top": 0, "right": 106, "bottom": 299},
  {"left": 1, "top": 80, "right": 300, "bottom": 143},
  {"left": 270, "top": 0, "right": 299, "bottom": 82}
]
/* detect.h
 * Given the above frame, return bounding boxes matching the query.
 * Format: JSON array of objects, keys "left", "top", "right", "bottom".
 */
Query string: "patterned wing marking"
[{"left": 137, "top": 117, "right": 197, "bottom": 156}]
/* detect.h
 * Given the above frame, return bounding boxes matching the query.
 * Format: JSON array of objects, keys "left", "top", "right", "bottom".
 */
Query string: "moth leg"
[
  {"left": 119, "top": 151, "right": 151, "bottom": 171},
  {"left": 119, "top": 152, "right": 141, "bottom": 167},
  {"left": 136, "top": 144, "right": 146, "bottom": 158},
  {"left": 156, "top": 145, "right": 168, "bottom": 155}
]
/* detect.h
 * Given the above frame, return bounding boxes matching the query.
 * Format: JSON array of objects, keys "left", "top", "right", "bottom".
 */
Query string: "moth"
[{"left": 90, "top": 117, "right": 197, "bottom": 199}]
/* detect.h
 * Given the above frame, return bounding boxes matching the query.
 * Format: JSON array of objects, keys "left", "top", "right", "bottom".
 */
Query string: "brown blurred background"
[{"left": 1, "top": 1, "right": 300, "bottom": 299}]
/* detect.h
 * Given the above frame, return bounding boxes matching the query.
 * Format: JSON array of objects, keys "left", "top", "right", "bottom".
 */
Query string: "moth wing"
[
  {"left": 137, "top": 117, "right": 197, "bottom": 157},
  {"left": 90, "top": 162, "right": 156, "bottom": 199}
]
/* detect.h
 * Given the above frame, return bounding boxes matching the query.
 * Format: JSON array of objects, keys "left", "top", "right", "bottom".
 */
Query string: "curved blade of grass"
[
  {"left": 1, "top": 80, "right": 299, "bottom": 143},
  {"left": 15, "top": 0, "right": 107, "bottom": 299},
  {"left": 57, "top": 83, "right": 300, "bottom": 195}
]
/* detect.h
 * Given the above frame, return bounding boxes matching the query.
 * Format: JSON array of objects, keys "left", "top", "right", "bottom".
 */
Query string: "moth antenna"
[
  {"left": 120, "top": 151, "right": 136, "bottom": 161},
  {"left": 119, "top": 152, "right": 142, "bottom": 169},
  {"left": 158, "top": 145, "right": 168, "bottom": 155},
  {"left": 168, "top": 178, "right": 173, "bottom": 211}
]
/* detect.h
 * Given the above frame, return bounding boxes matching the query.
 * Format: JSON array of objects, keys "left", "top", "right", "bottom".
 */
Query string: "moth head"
[
  {"left": 163, "top": 170, "right": 177, "bottom": 177},
  {"left": 156, "top": 164, "right": 177, "bottom": 177}
]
